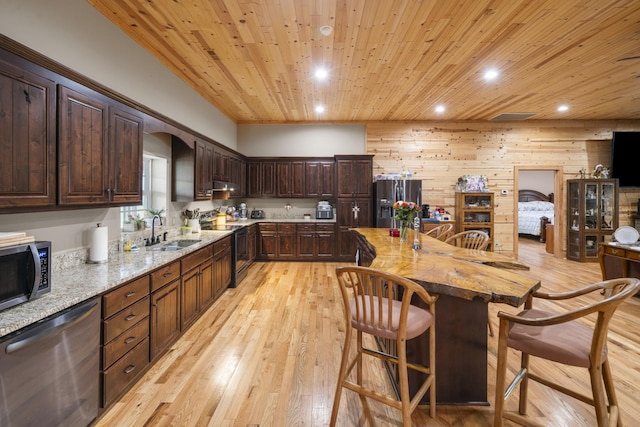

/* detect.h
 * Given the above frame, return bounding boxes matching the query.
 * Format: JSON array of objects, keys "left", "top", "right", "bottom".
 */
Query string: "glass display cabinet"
[
  {"left": 455, "top": 192, "right": 494, "bottom": 251},
  {"left": 567, "top": 179, "right": 618, "bottom": 262}
]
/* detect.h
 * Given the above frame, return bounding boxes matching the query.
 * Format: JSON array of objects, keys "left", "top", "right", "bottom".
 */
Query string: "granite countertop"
[
  {"left": 218, "top": 217, "right": 336, "bottom": 225},
  {"left": 0, "top": 230, "right": 234, "bottom": 339},
  {"left": 0, "top": 218, "right": 338, "bottom": 339}
]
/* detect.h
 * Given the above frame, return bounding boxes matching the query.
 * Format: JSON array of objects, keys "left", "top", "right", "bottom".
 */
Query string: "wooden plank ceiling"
[{"left": 88, "top": 0, "right": 640, "bottom": 123}]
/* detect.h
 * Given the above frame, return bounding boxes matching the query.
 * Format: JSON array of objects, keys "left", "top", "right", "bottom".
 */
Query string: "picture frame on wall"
[{"left": 457, "top": 174, "right": 488, "bottom": 192}]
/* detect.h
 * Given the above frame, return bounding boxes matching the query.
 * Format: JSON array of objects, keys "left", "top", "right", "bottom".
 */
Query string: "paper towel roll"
[{"left": 89, "top": 224, "right": 108, "bottom": 263}]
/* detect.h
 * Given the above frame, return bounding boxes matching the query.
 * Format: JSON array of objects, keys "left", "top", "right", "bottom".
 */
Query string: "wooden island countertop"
[
  {"left": 350, "top": 228, "right": 542, "bottom": 405},
  {"left": 353, "top": 228, "right": 541, "bottom": 307}
]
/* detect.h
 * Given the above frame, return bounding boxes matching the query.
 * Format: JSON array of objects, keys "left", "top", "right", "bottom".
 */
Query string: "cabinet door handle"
[
  {"left": 124, "top": 364, "right": 137, "bottom": 374},
  {"left": 125, "top": 291, "right": 136, "bottom": 298},
  {"left": 125, "top": 313, "right": 137, "bottom": 321},
  {"left": 163, "top": 271, "right": 172, "bottom": 277},
  {"left": 124, "top": 336, "right": 136, "bottom": 344}
]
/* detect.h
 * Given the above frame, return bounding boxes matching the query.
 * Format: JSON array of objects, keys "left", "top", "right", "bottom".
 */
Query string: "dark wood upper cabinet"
[
  {"left": 336, "top": 156, "right": 373, "bottom": 198},
  {"left": 277, "top": 160, "right": 305, "bottom": 197},
  {"left": 247, "top": 158, "right": 336, "bottom": 199},
  {"left": 228, "top": 155, "right": 246, "bottom": 198},
  {"left": 109, "top": 106, "right": 144, "bottom": 204},
  {"left": 58, "top": 84, "right": 143, "bottom": 206},
  {"left": 213, "top": 148, "right": 230, "bottom": 182},
  {"left": 247, "top": 159, "right": 282, "bottom": 198},
  {"left": 172, "top": 137, "right": 214, "bottom": 202},
  {"left": 0, "top": 56, "right": 56, "bottom": 210},
  {"left": 57, "top": 85, "right": 110, "bottom": 205},
  {"left": 305, "top": 160, "right": 335, "bottom": 198}
]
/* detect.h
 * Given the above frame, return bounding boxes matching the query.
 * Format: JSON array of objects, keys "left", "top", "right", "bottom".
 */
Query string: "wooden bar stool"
[
  {"left": 330, "top": 266, "right": 438, "bottom": 426},
  {"left": 494, "top": 277, "right": 640, "bottom": 427}
]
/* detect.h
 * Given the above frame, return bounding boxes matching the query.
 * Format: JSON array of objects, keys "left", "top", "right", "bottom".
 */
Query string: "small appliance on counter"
[
  {"left": 238, "top": 203, "right": 248, "bottom": 220},
  {"left": 316, "top": 201, "right": 334, "bottom": 219},
  {"left": 0, "top": 240, "right": 51, "bottom": 312},
  {"left": 421, "top": 204, "right": 430, "bottom": 218},
  {"left": 250, "top": 209, "right": 265, "bottom": 219}
]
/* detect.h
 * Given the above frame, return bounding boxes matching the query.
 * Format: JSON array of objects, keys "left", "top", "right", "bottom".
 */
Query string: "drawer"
[
  {"left": 296, "top": 223, "right": 315, "bottom": 232},
  {"left": 214, "top": 235, "right": 232, "bottom": 254},
  {"left": 181, "top": 244, "right": 213, "bottom": 272},
  {"left": 626, "top": 250, "right": 640, "bottom": 261},
  {"left": 259, "top": 222, "right": 277, "bottom": 231},
  {"left": 151, "top": 261, "right": 180, "bottom": 292},
  {"left": 103, "top": 275, "right": 149, "bottom": 318},
  {"left": 102, "top": 317, "right": 149, "bottom": 368},
  {"left": 103, "top": 296, "right": 150, "bottom": 343},
  {"left": 316, "top": 224, "right": 335, "bottom": 232},
  {"left": 604, "top": 246, "right": 627, "bottom": 257},
  {"left": 102, "top": 338, "right": 150, "bottom": 407},
  {"left": 277, "top": 223, "right": 296, "bottom": 233}
]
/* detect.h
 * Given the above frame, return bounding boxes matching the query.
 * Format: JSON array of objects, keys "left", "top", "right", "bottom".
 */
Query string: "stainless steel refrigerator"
[{"left": 373, "top": 179, "right": 422, "bottom": 228}]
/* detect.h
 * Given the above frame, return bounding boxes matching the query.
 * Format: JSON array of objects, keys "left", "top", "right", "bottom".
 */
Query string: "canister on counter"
[{"left": 216, "top": 212, "right": 226, "bottom": 227}]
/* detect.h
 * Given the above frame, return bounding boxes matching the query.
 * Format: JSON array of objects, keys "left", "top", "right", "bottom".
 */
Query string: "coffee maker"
[
  {"left": 238, "top": 203, "right": 248, "bottom": 220},
  {"left": 421, "top": 204, "right": 430, "bottom": 218}
]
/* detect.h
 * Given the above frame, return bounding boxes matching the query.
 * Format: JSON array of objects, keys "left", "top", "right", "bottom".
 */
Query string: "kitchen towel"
[{"left": 89, "top": 224, "right": 108, "bottom": 263}]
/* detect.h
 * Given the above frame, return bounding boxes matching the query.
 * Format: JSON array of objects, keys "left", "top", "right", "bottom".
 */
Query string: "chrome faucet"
[{"left": 146, "top": 215, "right": 162, "bottom": 246}]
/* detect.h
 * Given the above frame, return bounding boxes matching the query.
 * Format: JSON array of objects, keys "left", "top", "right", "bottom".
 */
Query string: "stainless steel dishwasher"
[{"left": 0, "top": 297, "right": 101, "bottom": 427}]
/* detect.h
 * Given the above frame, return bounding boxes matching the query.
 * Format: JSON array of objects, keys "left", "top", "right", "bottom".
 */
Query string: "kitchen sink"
[{"left": 148, "top": 239, "right": 201, "bottom": 251}]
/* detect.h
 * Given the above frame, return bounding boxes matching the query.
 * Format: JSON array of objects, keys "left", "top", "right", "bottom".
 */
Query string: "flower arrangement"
[
  {"left": 393, "top": 200, "right": 419, "bottom": 223},
  {"left": 393, "top": 201, "right": 419, "bottom": 241}
]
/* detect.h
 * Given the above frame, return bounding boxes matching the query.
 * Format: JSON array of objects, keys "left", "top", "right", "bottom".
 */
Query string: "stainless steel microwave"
[{"left": 0, "top": 241, "right": 51, "bottom": 312}]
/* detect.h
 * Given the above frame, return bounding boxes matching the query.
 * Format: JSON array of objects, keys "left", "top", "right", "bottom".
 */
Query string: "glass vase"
[{"left": 400, "top": 220, "right": 409, "bottom": 242}]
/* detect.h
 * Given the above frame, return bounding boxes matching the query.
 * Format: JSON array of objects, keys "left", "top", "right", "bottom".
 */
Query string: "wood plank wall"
[{"left": 366, "top": 120, "right": 640, "bottom": 255}]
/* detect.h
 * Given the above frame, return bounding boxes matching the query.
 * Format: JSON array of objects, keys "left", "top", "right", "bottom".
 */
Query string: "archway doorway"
[{"left": 514, "top": 166, "right": 563, "bottom": 259}]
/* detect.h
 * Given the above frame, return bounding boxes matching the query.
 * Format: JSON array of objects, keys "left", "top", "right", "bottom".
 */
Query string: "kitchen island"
[{"left": 351, "top": 228, "right": 541, "bottom": 405}]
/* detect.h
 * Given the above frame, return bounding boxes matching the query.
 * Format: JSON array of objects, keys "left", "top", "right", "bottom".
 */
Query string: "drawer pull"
[
  {"left": 163, "top": 271, "right": 172, "bottom": 277},
  {"left": 125, "top": 291, "right": 136, "bottom": 298},
  {"left": 125, "top": 314, "right": 137, "bottom": 321},
  {"left": 124, "top": 364, "right": 136, "bottom": 374},
  {"left": 124, "top": 336, "right": 136, "bottom": 344}
]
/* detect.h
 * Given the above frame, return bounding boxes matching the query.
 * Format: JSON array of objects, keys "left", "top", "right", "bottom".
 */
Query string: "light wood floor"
[{"left": 95, "top": 239, "right": 640, "bottom": 426}]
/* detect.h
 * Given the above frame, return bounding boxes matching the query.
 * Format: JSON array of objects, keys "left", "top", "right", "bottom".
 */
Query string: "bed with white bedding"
[{"left": 518, "top": 190, "right": 554, "bottom": 242}]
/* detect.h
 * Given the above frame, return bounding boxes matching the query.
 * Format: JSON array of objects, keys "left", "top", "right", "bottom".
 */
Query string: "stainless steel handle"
[
  {"left": 125, "top": 291, "right": 136, "bottom": 298},
  {"left": 5, "top": 300, "right": 99, "bottom": 355},
  {"left": 28, "top": 244, "right": 42, "bottom": 300},
  {"left": 125, "top": 313, "right": 137, "bottom": 321},
  {"left": 124, "top": 336, "right": 136, "bottom": 345},
  {"left": 124, "top": 364, "right": 136, "bottom": 374}
]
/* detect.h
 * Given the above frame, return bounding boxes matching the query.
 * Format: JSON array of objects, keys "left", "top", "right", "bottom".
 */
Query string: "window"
[{"left": 121, "top": 155, "right": 167, "bottom": 231}]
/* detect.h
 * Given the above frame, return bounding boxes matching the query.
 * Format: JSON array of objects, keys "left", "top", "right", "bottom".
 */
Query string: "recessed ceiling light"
[
  {"left": 315, "top": 68, "right": 328, "bottom": 80},
  {"left": 319, "top": 25, "right": 333, "bottom": 36},
  {"left": 484, "top": 69, "right": 499, "bottom": 80},
  {"left": 315, "top": 105, "right": 325, "bottom": 113},
  {"left": 435, "top": 105, "right": 446, "bottom": 114},
  {"left": 557, "top": 105, "right": 569, "bottom": 112}
]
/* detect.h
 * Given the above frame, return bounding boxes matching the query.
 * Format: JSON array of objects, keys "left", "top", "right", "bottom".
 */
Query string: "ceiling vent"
[{"left": 489, "top": 112, "right": 538, "bottom": 121}]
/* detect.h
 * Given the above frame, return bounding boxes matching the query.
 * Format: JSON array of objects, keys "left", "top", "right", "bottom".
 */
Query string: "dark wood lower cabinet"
[
  {"left": 102, "top": 338, "right": 150, "bottom": 408},
  {"left": 277, "top": 224, "right": 297, "bottom": 259},
  {"left": 100, "top": 276, "right": 150, "bottom": 408},
  {"left": 297, "top": 224, "right": 316, "bottom": 258},
  {"left": 296, "top": 223, "right": 336, "bottom": 259},
  {"left": 180, "top": 245, "right": 214, "bottom": 331},
  {"left": 316, "top": 224, "right": 336, "bottom": 258},
  {"left": 214, "top": 237, "right": 232, "bottom": 297},
  {"left": 259, "top": 222, "right": 336, "bottom": 260},
  {"left": 150, "top": 279, "right": 181, "bottom": 360}
]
